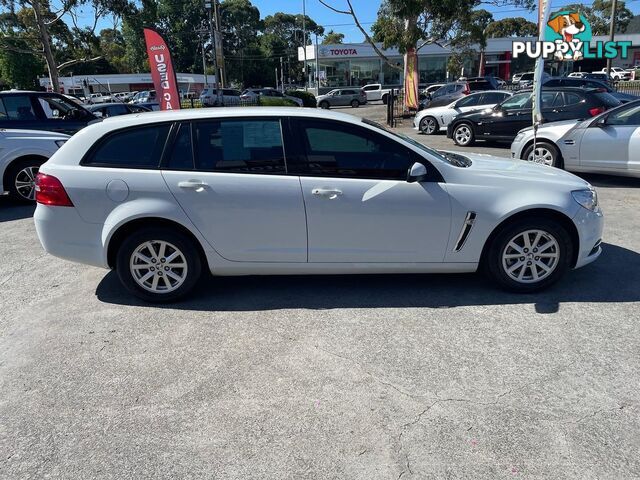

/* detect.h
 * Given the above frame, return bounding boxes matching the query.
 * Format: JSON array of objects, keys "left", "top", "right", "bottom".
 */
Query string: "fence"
[
  {"left": 179, "top": 97, "right": 260, "bottom": 109},
  {"left": 386, "top": 88, "right": 412, "bottom": 127}
]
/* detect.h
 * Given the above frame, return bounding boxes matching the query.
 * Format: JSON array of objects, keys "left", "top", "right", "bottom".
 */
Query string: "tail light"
[
  {"left": 35, "top": 173, "right": 73, "bottom": 207},
  {"left": 589, "top": 106, "right": 606, "bottom": 117},
  {"left": 463, "top": 83, "right": 470, "bottom": 95}
]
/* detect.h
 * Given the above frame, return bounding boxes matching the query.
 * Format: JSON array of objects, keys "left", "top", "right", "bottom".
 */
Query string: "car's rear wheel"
[
  {"left": 484, "top": 217, "right": 573, "bottom": 292},
  {"left": 5, "top": 157, "right": 46, "bottom": 203},
  {"left": 419, "top": 116, "right": 438, "bottom": 135},
  {"left": 351, "top": 99, "right": 360, "bottom": 108},
  {"left": 319, "top": 100, "right": 330, "bottom": 109},
  {"left": 452, "top": 123, "right": 475, "bottom": 146},
  {"left": 116, "top": 228, "right": 202, "bottom": 302},
  {"left": 523, "top": 142, "right": 562, "bottom": 168}
]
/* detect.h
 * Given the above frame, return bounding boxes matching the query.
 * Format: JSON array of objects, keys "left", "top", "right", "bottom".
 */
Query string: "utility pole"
[
  {"left": 315, "top": 33, "right": 320, "bottom": 91},
  {"left": 302, "top": 0, "right": 307, "bottom": 91},
  {"left": 606, "top": 0, "right": 618, "bottom": 80},
  {"left": 213, "top": 0, "right": 226, "bottom": 87},
  {"left": 280, "top": 57, "right": 285, "bottom": 92},
  {"left": 204, "top": 0, "right": 220, "bottom": 102},
  {"left": 197, "top": 28, "right": 209, "bottom": 87}
]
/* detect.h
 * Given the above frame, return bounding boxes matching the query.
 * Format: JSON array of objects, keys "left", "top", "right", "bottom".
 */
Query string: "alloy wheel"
[
  {"left": 454, "top": 125, "right": 472, "bottom": 145},
  {"left": 527, "top": 147, "right": 555, "bottom": 166},
  {"left": 421, "top": 117, "right": 437, "bottom": 134},
  {"left": 501, "top": 229, "right": 560, "bottom": 284},
  {"left": 14, "top": 166, "right": 39, "bottom": 201},
  {"left": 129, "top": 240, "right": 188, "bottom": 294}
]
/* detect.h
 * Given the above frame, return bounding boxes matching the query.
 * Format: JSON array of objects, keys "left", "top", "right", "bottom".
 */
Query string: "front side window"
[
  {"left": 295, "top": 119, "right": 412, "bottom": 180},
  {"left": 606, "top": 104, "right": 640, "bottom": 126},
  {"left": 85, "top": 124, "right": 170, "bottom": 168},
  {"left": 501, "top": 93, "right": 532, "bottom": 110},
  {"left": 481, "top": 92, "right": 510, "bottom": 104},
  {"left": 455, "top": 95, "right": 480, "bottom": 108},
  {"left": 1, "top": 95, "right": 36, "bottom": 120},
  {"left": 38, "top": 95, "right": 88, "bottom": 120},
  {"left": 193, "top": 119, "right": 286, "bottom": 174}
]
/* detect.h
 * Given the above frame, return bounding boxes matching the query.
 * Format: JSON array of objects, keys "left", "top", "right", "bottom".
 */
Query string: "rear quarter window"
[{"left": 83, "top": 124, "right": 171, "bottom": 168}]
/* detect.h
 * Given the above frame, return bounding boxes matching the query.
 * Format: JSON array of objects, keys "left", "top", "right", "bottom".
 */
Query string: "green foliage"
[
  {"left": 258, "top": 96, "right": 298, "bottom": 107},
  {"left": 485, "top": 17, "right": 538, "bottom": 38},
  {"left": 322, "top": 30, "right": 344, "bottom": 45},
  {"left": 561, "top": 0, "right": 633, "bottom": 35},
  {"left": 285, "top": 89, "right": 317, "bottom": 108}
]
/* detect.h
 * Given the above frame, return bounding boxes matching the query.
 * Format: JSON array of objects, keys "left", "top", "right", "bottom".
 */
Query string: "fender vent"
[{"left": 454, "top": 211, "right": 477, "bottom": 252}]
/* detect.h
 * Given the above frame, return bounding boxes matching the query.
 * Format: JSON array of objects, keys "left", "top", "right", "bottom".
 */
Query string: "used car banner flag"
[{"left": 143, "top": 28, "right": 181, "bottom": 111}]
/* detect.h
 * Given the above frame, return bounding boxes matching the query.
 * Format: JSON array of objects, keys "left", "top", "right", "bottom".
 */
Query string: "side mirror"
[
  {"left": 407, "top": 162, "right": 428, "bottom": 183},
  {"left": 93, "top": 111, "right": 103, "bottom": 118},
  {"left": 595, "top": 116, "right": 608, "bottom": 127}
]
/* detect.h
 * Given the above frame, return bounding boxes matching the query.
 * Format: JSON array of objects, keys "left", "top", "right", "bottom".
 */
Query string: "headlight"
[
  {"left": 55, "top": 140, "right": 67, "bottom": 148},
  {"left": 513, "top": 132, "right": 525, "bottom": 143},
  {"left": 572, "top": 189, "right": 599, "bottom": 211}
]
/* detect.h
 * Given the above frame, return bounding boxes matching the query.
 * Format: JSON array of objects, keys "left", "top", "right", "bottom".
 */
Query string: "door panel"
[
  {"left": 300, "top": 177, "right": 451, "bottom": 263},
  {"left": 579, "top": 125, "right": 633, "bottom": 170}
]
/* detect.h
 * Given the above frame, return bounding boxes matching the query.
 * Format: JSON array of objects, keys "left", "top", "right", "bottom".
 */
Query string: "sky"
[{"left": 252, "top": 0, "right": 640, "bottom": 42}]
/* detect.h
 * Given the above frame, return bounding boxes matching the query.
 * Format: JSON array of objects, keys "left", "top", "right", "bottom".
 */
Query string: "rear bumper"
[
  {"left": 573, "top": 206, "right": 605, "bottom": 269},
  {"left": 34, "top": 204, "right": 108, "bottom": 269}
]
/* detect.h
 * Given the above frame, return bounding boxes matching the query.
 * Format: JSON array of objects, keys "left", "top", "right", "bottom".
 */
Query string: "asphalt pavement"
[{"left": 1, "top": 104, "right": 639, "bottom": 479}]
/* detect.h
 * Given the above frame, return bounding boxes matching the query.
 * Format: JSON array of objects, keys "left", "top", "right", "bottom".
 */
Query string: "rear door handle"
[
  {"left": 312, "top": 188, "right": 343, "bottom": 199},
  {"left": 178, "top": 180, "right": 208, "bottom": 190}
]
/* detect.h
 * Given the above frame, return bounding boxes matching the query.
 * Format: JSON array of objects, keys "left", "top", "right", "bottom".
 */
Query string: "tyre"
[
  {"left": 452, "top": 123, "right": 475, "bottom": 146},
  {"left": 5, "top": 157, "right": 46, "bottom": 203},
  {"left": 484, "top": 217, "right": 573, "bottom": 292},
  {"left": 382, "top": 95, "right": 388, "bottom": 105},
  {"left": 116, "top": 227, "right": 203, "bottom": 302},
  {"left": 522, "top": 142, "right": 562, "bottom": 168},
  {"left": 419, "top": 116, "right": 439, "bottom": 135},
  {"left": 351, "top": 99, "right": 360, "bottom": 108},
  {"left": 319, "top": 100, "right": 330, "bottom": 109}
]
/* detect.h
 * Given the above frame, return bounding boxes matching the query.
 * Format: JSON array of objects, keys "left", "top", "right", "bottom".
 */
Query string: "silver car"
[
  {"left": 511, "top": 99, "right": 640, "bottom": 177},
  {"left": 200, "top": 88, "right": 241, "bottom": 107},
  {"left": 317, "top": 89, "right": 367, "bottom": 109}
]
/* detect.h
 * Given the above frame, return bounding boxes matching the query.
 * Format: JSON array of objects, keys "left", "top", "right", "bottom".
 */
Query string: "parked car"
[
  {"left": 0, "top": 129, "right": 69, "bottom": 202},
  {"left": 511, "top": 72, "right": 531, "bottom": 83},
  {"left": 422, "top": 78, "right": 501, "bottom": 109},
  {"left": 543, "top": 77, "right": 638, "bottom": 103},
  {"left": 414, "top": 90, "right": 512, "bottom": 134},
  {"left": 0, "top": 91, "right": 97, "bottom": 135},
  {"left": 447, "top": 87, "right": 621, "bottom": 146},
  {"left": 132, "top": 90, "right": 157, "bottom": 104},
  {"left": 316, "top": 88, "right": 367, "bottom": 109},
  {"left": 88, "top": 92, "right": 112, "bottom": 104},
  {"left": 567, "top": 72, "right": 588, "bottom": 78},
  {"left": 361, "top": 83, "right": 397, "bottom": 104},
  {"left": 593, "top": 67, "right": 631, "bottom": 81},
  {"left": 86, "top": 102, "right": 151, "bottom": 118},
  {"left": 136, "top": 102, "right": 161, "bottom": 111},
  {"left": 34, "top": 107, "right": 603, "bottom": 301},
  {"left": 239, "top": 88, "right": 303, "bottom": 106},
  {"left": 199, "top": 88, "right": 242, "bottom": 107},
  {"left": 511, "top": 99, "right": 640, "bottom": 177},
  {"left": 583, "top": 72, "right": 610, "bottom": 83},
  {"left": 423, "top": 83, "right": 445, "bottom": 96},
  {"left": 111, "top": 92, "right": 129, "bottom": 102},
  {"left": 518, "top": 72, "right": 551, "bottom": 89}
]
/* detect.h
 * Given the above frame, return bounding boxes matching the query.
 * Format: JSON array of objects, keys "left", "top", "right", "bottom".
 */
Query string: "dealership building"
[
  {"left": 38, "top": 73, "right": 209, "bottom": 96},
  {"left": 300, "top": 34, "right": 640, "bottom": 91}
]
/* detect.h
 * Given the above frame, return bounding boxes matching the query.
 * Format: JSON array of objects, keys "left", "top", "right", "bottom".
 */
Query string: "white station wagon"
[{"left": 34, "top": 108, "right": 604, "bottom": 301}]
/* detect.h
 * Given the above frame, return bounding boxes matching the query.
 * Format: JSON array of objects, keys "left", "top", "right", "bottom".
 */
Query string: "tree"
[
  {"left": 561, "top": 0, "right": 633, "bottom": 35},
  {"left": 322, "top": 29, "right": 344, "bottom": 44},
  {"left": 485, "top": 17, "right": 538, "bottom": 38},
  {"left": 450, "top": 9, "right": 493, "bottom": 76}
]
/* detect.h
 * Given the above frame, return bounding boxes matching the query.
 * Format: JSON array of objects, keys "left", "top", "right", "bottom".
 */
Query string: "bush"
[
  {"left": 258, "top": 97, "right": 298, "bottom": 107},
  {"left": 285, "top": 90, "right": 317, "bottom": 108}
]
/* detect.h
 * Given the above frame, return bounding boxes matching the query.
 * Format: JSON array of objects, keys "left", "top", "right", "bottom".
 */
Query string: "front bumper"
[{"left": 573, "top": 205, "right": 605, "bottom": 269}]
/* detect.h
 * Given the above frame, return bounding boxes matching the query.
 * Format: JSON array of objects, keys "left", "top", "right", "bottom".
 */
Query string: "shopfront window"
[
  {"left": 381, "top": 57, "right": 403, "bottom": 85},
  {"left": 319, "top": 60, "right": 350, "bottom": 87},
  {"left": 418, "top": 56, "right": 447, "bottom": 83},
  {"left": 349, "top": 59, "right": 381, "bottom": 86}
]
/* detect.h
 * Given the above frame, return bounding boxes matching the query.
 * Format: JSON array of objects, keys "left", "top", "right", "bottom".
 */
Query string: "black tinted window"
[
  {"left": 193, "top": 119, "right": 285, "bottom": 174},
  {"left": 86, "top": 125, "right": 170, "bottom": 168},
  {"left": 563, "top": 92, "right": 583, "bottom": 106},
  {"left": 296, "top": 119, "right": 412, "bottom": 180},
  {"left": 481, "top": 92, "right": 510, "bottom": 104},
  {"left": 468, "top": 80, "right": 490, "bottom": 91},
  {"left": 106, "top": 104, "right": 128, "bottom": 117},
  {"left": 455, "top": 95, "right": 480, "bottom": 107},
  {"left": 594, "top": 92, "right": 621, "bottom": 108},
  {"left": 544, "top": 79, "right": 561, "bottom": 87},
  {"left": 166, "top": 123, "right": 194, "bottom": 170},
  {"left": 1, "top": 95, "right": 36, "bottom": 120}
]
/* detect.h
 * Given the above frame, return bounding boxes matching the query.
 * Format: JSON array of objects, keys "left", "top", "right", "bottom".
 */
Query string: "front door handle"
[
  {"left": 312, "top": 188, "right": 343, "bottom": 199},
  {"left": 178, "top": 180, "right": 208, "bottom": 191}
]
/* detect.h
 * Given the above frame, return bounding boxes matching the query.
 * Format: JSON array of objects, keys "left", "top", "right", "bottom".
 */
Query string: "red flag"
[{"left": 143, "top": 28, "right": 181, "bottom": 111}]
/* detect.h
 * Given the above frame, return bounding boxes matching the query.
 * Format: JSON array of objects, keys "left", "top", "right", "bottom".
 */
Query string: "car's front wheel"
[
  {"left": 116, "top": 227, "right": 202, "bottom": 302},
  {"left": 452, "top": 123, "right": 475, "bottom": 146},
  {"left": 523, "top": 142, "right": 562, "bottom": 168},
  {"left": 419, "top": 116, "right": 438, "bottom": 135},
  {"left": 319, "top": 101, "right": 330, "bottom": 109},
  {"left": 5, "top": 157, "right": 46, "bottom": 203},
  {"left": 484, "top": 217, "right": 573, "bottom": 292}
]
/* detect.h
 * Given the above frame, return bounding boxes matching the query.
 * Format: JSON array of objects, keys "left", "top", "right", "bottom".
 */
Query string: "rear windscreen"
[{"left": 594, "top": 92, "right": 622, "bottom": 108}]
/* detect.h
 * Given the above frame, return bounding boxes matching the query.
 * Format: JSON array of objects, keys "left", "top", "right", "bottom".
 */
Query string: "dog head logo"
[{"left": 547, "top": 13, "right": 585, "bottom": 42}]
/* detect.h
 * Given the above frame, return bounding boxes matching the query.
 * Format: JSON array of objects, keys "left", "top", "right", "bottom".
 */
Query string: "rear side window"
[
  {"left": 165, "top": 123, "right": 194, "bottom": 170},
  {"left": 563, "top": 92, "right": 583, "bottom": 106},
  {"left": 481, "top": 92, "right": 510, "bottom": 104},
  {"left": 1, "top": 95, "right": 36, "bottom": 120},
  {"left": 468, "top": 81, "right": 490, "bottom": 91},
  {"left": 193, "top": 119, "right": 286, "bottom": 174},
  {"left": 455, "top": 95, "right": 480, "bottom": 107},
  {"left": 85, "top": 125, "right": 170, "bottom": 168}
]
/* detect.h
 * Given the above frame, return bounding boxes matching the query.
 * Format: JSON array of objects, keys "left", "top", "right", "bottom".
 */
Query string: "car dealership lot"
[{"left": 1, "top": 127, "right": 640, "bottom": 479}]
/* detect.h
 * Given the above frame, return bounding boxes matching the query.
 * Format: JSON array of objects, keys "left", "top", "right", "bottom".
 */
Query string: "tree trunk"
[
  {"left": 32, "top": 0, "right": 59, "bottom": 92},
  {"left": 478, "top": 50, "right": 485, "bottom": 77}
]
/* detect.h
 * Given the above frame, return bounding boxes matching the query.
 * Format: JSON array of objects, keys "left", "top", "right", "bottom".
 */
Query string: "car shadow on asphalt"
[
  {"left": 0, "top": 198, "right": 35, "bottom": 223},
  {"left": 581, "top": 173, "right": 640, "bottom": 188},
  {"left": 95, "top": 242, "right": 640, "bottom": 313}
]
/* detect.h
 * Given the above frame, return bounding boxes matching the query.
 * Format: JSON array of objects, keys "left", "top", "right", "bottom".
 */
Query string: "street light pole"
[
  {"left": 302, "top": 0, "right": 307, "bottom": 91},
  {"left": 204, "top": 0, "right": 220, "bottom": 103}
]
